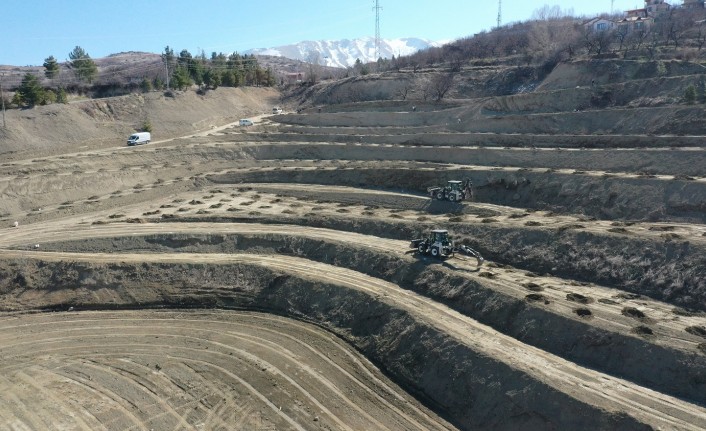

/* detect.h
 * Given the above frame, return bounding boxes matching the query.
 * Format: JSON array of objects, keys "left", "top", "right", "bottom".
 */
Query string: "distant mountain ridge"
[{"left": 247, "top": 37, "right": 444, "bottom": 68}]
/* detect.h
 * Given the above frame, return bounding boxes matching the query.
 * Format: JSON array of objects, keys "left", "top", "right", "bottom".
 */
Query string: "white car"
[
  {"left": 272, "top": 107, "right": 283, "bottom": 114},
  {"left": 239, "top": 119, "right": 254, "bottom": 126}
]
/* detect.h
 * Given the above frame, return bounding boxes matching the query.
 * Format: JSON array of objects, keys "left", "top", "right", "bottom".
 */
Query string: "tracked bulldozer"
[
  {"left": 410, "top": 229, "right": 484, "bottom": 267},
  {"left": 427, "top": 179, "right": 473, "bottom": 202}
]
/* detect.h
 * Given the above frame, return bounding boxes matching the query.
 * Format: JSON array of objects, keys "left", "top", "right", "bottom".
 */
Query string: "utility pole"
[
  {"left": 497, "top": 0, "right": 502, "bottom": 29},
  {"left": 373, "top": 0, "right": 383, "bottom": 61},
  {"left": 0, "top": 73, "right": 6, "bottom": 129},
  {"left": 163, "top": 56, "right": 170, "bottom": 91}
]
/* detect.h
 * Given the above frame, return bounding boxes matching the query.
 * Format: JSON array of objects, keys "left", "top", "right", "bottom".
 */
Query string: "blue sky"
[{"left": 4, "top": 0, "right": 644, "bottom": 66}]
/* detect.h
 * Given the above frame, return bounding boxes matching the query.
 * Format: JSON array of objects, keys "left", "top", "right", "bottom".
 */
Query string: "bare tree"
[
  {"left": 584, "top": 28, "right": 614, "bottom": 56},
  {"left": 445, "top": 45, "right": 466, "bottom": 72},
  {"left": 627, "top": 28, "right": 649, "bottom": 56},
  {"left": 528, "top": 19, "right": 581, "bottom": 64},
  {"left": 428, "top": 72, "right": 455, "bottom": 102},
  {"left": 665, "top": 13, "right": 690, "bottom": 49},
  {"left": 645, "top": 28, "right": 662, "bottom": 60},
  {"left": 531, "top": 5, "right": 574, "bottom": 21},
  {"left": 695, "top": 20, "right": 706, "bottom": 50},
  {"left": 306, "top": 51, "right": 322, "bottom": 85},
  {"left": 395, "top": 78, "right": 413, "bottom": 100},
  {"left": 615, "top": 25, "right": 630, "bottom": 56},
  {"left": 410, "top": 57, "right": 421, "bottom": 73}
]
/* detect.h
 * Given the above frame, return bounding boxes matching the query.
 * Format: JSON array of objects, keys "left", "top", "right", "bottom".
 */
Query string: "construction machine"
[
  {"left": 410, "top": 229, "right": 484, "bottom": 267},
  {"left": 428, "top": 179, "right": 473, "bottom": 202}
]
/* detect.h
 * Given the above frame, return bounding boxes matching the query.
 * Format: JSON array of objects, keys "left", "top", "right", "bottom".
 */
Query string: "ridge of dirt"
[
  {"left": 138, "top": 210, "right": 705, "bottom": 312},
  {"left": 23, "top": 227, "right": 706, "bottom": 405},
  {"left": 0, "top": 252, "right": 698, "bottom": 431},
  {"left": 208, "top": 164, "right": 706, "bottom": 222}
]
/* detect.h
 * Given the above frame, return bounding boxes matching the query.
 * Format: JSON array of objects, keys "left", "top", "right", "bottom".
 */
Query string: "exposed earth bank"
[
  {"left": 1, "top": 61, "right": 705, "bottom": 430},
  {"left": 0, "top": 87, "right": 278, "bottom": 159}
]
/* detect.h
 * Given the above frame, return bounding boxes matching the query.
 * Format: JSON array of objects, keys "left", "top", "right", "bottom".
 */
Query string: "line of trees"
[
  {"left": 10, "top": 46, "right": 96, "bottom": 107},
  {"left": 163, "top": 46, "right": 275, "bottom": 91},
  {"left": 7, "top": 44, "right": 276, "bottom": 108},
  {"left": 12, "top": 73, "right": 68, "bottom": 107}
]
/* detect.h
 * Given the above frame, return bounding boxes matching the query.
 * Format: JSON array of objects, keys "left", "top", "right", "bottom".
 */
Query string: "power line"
[
  {"left": 0, "top": 73, "right": 6, "bottom": 128},
  {"left": 373, "top": 0, "right": 383, "bottom": 60}
]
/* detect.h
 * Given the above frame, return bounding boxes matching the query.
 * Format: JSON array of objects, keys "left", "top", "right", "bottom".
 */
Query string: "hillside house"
[
  {"left": 585, "top": 17, "right": 615, "bottom": 31},
  {"left": 625, "top": 1, "right": 671, "bottom": 19},
  {"left": 283, "top": 72, "right": 304, "bottom": 85},
  {"left": 626, "top": 8, "right": 648, "bottom": 18},
  {"left": 683, "top": 0, "right": 705, "bottom": 8},
  {"left": 618, "top": 15, "right": 653, "bottom": 32},
  {"left": 586, "top": 0, "right": 671, "bottom": 33},
  {"left": 643, "top": 0, "right": 671, "bottom": 15}
]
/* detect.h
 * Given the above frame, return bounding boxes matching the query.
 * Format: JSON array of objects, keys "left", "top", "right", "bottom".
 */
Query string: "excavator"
[
  {"left": 410, "top": 229, "right": 484, "bottom": 267},
  {"left": 427, "top": 179, "right": 473, "bottom": 202}
]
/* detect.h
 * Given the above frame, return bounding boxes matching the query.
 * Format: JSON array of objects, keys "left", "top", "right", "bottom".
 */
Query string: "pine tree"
[
  {"left": 203, "top": 69, "right": 220, "bottom": 89},
  {"left": 43, "top": 55, "right": 60, "bottom": 79},
  {"left": 41, "top": 89, "right": 56, "bottom": 105},
  {"left": 69, "top": 46, "right": 98, "bottom": 83},
  {"left": 685, "top": 85, "right": 697, "bottom": 104},
  {"left": 171, "top": 66, "right": 192, "bottom": 90},
  {"left": 17, "top": 73, "right": 44, "bottom": 107},
  {"left": 697, "top": 75, "right": 706, "bottom": 103},
  {"left": 140, "top": 77, "right": 152, "bottom": 93},
  {"left": 57, "top": 87, "right": 68, "bottom": 104}
]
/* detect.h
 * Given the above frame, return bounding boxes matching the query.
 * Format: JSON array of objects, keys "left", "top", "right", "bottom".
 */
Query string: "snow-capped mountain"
[{"left": 247, "top": 37, "right": 444, "bottom": 68}]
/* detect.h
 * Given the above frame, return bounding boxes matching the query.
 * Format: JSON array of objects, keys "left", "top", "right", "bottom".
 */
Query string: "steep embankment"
[{"left": 0, "top": 87, "right": 279, "bottom": 159}]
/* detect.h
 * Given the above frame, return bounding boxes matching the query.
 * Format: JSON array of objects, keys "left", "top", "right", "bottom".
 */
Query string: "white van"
[
  {"left": 127, "top": 132, "right": 151, "bottom": 146},
  {"left": 239, "top": 119, "right": 254, "bottom": 126},
  {"left": 272, "top": 107, "right": 283, "bottom": 114}
]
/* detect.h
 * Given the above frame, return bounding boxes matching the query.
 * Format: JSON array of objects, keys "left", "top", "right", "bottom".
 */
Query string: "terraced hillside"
[{"left": 1, "top": 88, "right": 705, "bottom": 430}]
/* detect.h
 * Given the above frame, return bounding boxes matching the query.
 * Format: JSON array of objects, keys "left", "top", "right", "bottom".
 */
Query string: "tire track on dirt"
[
  {"left": 0, "top": 312, "right": 451, "bottom": 430},
  {"left": 53, "top": 362, "right": 147, "bottom": 431},
  {"left": 0, "top": 313, "right": 447, "bottom": 430},
  {"left": 5, "top": 221, "right": 702, "bottom": 351},
  {"left": 15, "top": 369, "right": 102, "bottom": 431},
  {"left": 1, "top": 249, "right": 704, "bottom": 429},
  {"left": 0, "top": 373, "right": 52, "bottom": 431},
  {"left": 78, "top": 359, "right": 195, "bottom": 430}
]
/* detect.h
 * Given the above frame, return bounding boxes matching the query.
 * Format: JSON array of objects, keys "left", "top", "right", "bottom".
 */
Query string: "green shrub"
[
  {"left": 142, "top": 118, "right": 153, "bottom": 133},
  {"left": 685, "top": 85, "right": 696, "bottom": 104}
]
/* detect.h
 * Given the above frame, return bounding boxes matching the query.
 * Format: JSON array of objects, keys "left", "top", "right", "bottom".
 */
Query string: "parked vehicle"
[
  {"left": 127, "top": 132, "right": 151, "bottom": 146},
  {"left": 239, "top": 119, "right": 254, "bottom": 126},
  {"left": 272, "top": 107, "right": 283, "bottom": 114}
]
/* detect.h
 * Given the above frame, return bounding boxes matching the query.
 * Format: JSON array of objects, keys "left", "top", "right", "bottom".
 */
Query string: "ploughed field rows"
[
  {"left": 0, "top": 310, "right": 452, "bottom": 431},
  {"left": 0, "top": 109, "right": 705, "bottom": 429}
]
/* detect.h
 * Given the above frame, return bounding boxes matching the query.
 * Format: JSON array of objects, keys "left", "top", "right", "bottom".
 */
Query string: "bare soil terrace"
[{"left": 0, "top": 85, "right": 705, "bottom": 430}]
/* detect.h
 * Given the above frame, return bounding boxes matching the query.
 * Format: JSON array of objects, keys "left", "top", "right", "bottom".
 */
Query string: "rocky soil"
[{"left": 0, "top": 70, "right": 705, "bottom": 430}]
